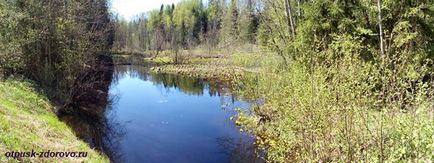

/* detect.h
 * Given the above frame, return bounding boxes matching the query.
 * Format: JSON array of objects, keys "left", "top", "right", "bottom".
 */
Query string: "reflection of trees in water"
[
  {"left": 113, "top": 65, "right": 232, "bottom": 97},
  {"left": 111, "top": 65, "right": 151, "bottom": 85},
  {"left": 217, "top": 136, "right": 265, "bottom": 163},
  {"left": 101, "top": 99, "right": 126, "bottom": 162},
  {"left": 59, "top": 62, "right": 126, "bottom": 162},
  {"left": 59, "top": 95, "right": 125, "bottom": 162},
  {"left": 149, "top": 72, "right": 206, "bottom": 96}
]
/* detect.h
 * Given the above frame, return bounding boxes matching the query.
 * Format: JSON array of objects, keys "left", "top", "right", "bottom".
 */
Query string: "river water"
[{"left": 61, "top": 65, "right": 261, "bottom": 163}]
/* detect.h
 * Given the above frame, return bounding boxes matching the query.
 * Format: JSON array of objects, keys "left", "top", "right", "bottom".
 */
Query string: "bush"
[{"left": 234, "top": 41, "right": 434, "bottom": 162}]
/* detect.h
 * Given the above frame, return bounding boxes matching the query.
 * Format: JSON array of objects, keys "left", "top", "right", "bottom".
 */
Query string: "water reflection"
[
  {"left": 58, "top": 101, "right": 125, "bottom": 161},
  {"left": 63, "top": 65, "right": 262, "bottom": 163},
  {"left": 113, "top": 65, "right": 234, "bottom": 97},
  {"left": 217, "top": 136, "right": 264, "bottom": 163}
]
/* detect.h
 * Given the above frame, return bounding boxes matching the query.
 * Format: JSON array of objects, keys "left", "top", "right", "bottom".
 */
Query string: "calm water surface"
[{"left": 80, "top": 65, "right": 260, "bottom": 163}]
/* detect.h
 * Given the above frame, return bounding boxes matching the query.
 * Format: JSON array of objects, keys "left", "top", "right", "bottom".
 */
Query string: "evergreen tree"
[
  {"left": 206, "top": 0, "right": 223, "bottom": 49},
  {"left": 238, "top": 0, "right": 258, "bottom": 43},
  {"left": 220, "top": 0, "right": 239, "bottom": 45}
]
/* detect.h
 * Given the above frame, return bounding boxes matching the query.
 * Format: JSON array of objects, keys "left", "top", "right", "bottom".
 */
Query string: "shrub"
[{"left": 234, "top": 38, "right": 434, "bottom": 162}]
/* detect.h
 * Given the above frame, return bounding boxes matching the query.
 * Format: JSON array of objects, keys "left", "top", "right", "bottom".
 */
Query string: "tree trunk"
[
  {"left": 377, "top": 0, "right": 385, "bottom": 56},
  {"left": 296, "top": 0, "right": 301, "bottom": 18},
  {"left": 284, "top": 0, "right": 296, "bottom": 39}
]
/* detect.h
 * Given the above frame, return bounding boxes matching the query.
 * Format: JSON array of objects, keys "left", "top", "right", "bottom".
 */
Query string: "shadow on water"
[
  {"left": 57, "top": 55, "right": 126, "bottom": 161},
  {"left": 58, "top": 100, "right": 126, "bottom": 161},
  {"left": 61, "top": 63, "right": 263, "bottom": 163},
  {"left": 217, "top": 136, "right": 264, "bottom": 163}
]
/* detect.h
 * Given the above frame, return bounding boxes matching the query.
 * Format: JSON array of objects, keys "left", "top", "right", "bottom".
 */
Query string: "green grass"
[
  {"left": 0, "top": 80, "right": 108, "bottom": 162},
  {"left": 150, "top": 64, "right": 244, "bottom": 83},
  {"left": 144, "top": 56, "right": 172, "bottom": 64},
  {"left": 147, "top": 49, "right": 264, "bottom": 82}
]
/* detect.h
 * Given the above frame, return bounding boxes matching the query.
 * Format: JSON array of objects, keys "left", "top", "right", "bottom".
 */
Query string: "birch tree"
[
  {"left": 377, "top": 0, "right": 385, "bottom": 56},
  {"left": 284, "top": 0, "right": 295, "bottom": 39}
]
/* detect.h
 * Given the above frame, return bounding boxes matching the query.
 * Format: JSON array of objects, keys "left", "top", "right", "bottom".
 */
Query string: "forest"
[{"left": 1, "top": 0, "right": 434, "bottom": 162}]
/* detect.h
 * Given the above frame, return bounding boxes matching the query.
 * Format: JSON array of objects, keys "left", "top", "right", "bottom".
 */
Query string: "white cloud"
[{"left": 110, "top": 0, "right": 181, "bottom": 20}]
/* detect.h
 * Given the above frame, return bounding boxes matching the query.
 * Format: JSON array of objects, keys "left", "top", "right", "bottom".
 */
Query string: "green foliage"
[
  {"left": 0, "top": 0, "right": 27, "bottom": 75},
  {"left": 206, "top": 0, "right": 223, "bottom": 49},
  {"left": 235, "top": 51, "right": 434, "bottom": 162},
  {"left": 238, "top": 0, "right": 258, "bottom": 43},
  {"left": 232, "top": 0, "right": 434, "bottom": 161},
  {"left": 114, "top": 0, "right": 259, "bottom": 57},
  {"left": 0, "top": 0, "right": 114, "bottom": 106},
  {"left": 220, "top": 0, "right": 240, "bottom": 45},
  {"left": 34, "top": 0, "right": 432, "bottom": 161}
]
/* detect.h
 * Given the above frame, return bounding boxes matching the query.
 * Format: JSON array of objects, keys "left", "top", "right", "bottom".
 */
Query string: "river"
[{"left": 60, "top": 65, "right": 261, "bottom": 163}]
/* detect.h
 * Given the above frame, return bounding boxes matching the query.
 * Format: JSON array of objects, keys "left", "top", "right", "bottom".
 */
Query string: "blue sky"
[{"left": 110, "top": 0, "right": 182, "bottom": 20}]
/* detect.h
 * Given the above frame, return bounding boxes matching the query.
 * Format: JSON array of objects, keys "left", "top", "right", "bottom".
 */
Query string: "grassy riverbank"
[
  {"left": 0, "top": 80, "right": 108, "bottom": 162},
  {"left": 113, "top": 51, "right": 244, "bottom": 82},
  {"left": 116, "top": 48, "right": 271, "bottom": 82},
  {"left": 151, "top": 64, "right": 244, "bottom": 82}
]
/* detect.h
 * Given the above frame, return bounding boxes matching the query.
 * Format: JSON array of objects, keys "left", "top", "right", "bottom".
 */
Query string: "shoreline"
[{"left": 0, "top": 80, "right": 109, "bottom": 162}]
